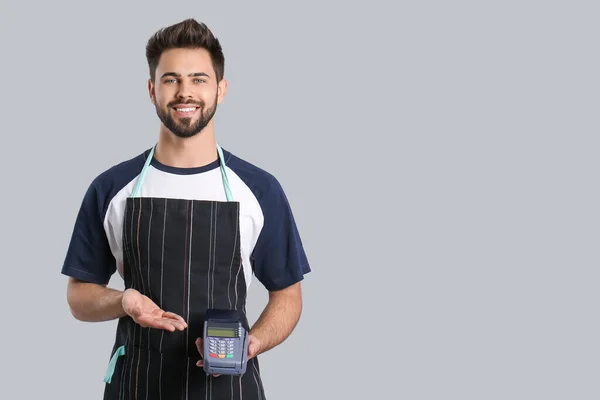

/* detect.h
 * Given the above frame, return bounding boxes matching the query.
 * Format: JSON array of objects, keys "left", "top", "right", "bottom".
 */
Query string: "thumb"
[{"left": 248, "top": 341, "right": 260, "bottom": 358}]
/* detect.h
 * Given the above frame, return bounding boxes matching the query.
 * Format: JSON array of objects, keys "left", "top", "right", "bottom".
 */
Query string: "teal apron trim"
[
  {"left": 217, "top": 144, "right": 233, "bottom": 201},
  {"left": 103, "top": 345, "right": 125, "bottom": 384},
  {"left": 131, "top": 145, "right": 155, "bottom": 198},
  {"left": 132, "top": 143, "right": 233, "bottom": 201}
]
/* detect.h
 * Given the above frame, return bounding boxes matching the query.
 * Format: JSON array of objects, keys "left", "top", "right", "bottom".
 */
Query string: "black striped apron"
[{"left": 102, "top": 144, "right": 265, "bottom": 400}]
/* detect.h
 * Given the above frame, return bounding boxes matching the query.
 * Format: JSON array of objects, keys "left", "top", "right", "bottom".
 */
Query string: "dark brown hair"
[{"left": 145, "top": 19, "right": 225, "bottom": 82}]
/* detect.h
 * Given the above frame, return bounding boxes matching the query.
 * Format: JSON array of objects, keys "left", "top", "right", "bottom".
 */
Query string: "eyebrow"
[{"left": 160, "top": 72, "right": 210, "bottom": 79}]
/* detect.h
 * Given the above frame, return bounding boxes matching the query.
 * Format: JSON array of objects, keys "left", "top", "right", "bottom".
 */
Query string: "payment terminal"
[{"left": 202, "top": 308, "right": 249, "bottom": 376}]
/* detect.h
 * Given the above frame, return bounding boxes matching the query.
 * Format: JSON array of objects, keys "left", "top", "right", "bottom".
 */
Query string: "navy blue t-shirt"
[{"left": 61, "top": 148, "right": 311, "bottom": 291}]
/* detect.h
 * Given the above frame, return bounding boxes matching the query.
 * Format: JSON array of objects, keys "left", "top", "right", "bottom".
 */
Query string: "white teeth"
[{"left": 176, "top": 107, "right": 196, "bottom": 112}]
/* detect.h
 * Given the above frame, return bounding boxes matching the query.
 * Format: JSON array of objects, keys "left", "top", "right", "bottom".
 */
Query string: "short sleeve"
[
  {"left": 61, "top": 179, "right": 116, "bottom": 285},
  {"left": 251, "top": 178, "right": 311, "bottom": 291}
]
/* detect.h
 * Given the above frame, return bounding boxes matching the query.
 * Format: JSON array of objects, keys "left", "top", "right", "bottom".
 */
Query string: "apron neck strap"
[
  {"left": 131, "top": 143, "right": 234, "bottom": 201},
  {"left": 216, "top": 144, "right": 234, "bottom": 201}
]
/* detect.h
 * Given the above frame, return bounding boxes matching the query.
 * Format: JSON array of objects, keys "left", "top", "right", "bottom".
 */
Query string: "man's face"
[{"left": 149, "top": 48, "right": 227, "bottom": 138}]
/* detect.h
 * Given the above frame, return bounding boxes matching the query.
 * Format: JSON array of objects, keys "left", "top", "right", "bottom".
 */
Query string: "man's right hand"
[{"left": 122, "top": 288, "right": 187, "bottom": 332}]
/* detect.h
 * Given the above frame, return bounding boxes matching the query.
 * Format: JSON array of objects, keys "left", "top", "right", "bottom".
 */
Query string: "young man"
[{"left": 61, "top": 18, "right": 310, "bottom": 400}]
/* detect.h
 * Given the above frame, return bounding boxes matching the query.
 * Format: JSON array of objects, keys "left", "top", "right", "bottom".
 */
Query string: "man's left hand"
[{"left": 195, "top": 335, "right": 262, "bottom": 376}]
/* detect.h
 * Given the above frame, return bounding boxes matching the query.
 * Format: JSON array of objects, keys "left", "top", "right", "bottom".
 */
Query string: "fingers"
[
  {"left": 137, "top": 315, "right": 186, "bottom": 332},
  {"left": 164, "top": 318, "right": 187, "bottom": 331},
  {"left": 149, "top": 319, "right": 177, "bottom": 332},
  {"left": 123, "top": 292, "right": 187, "bottom": 331},
  {"left": 194, "top": 362, "right": 220, "bottom": 378},
  {"left": 163, "top": 311, "right": 188, "bottom": 326},
  {"left": 194, "top": 341, "right": 219, "bottom": 377},
  {"left": 155, "top": 318, "right": 186, "bottom": 331},
  {"left": 194, "top": 361, "right": 221, "bottom": 378},
  {"left": 195, "top": 338, "right": 203, "bottom": 357}
]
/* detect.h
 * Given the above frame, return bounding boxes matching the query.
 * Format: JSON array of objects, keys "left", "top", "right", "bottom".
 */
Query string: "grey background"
[{"left": 0, "top": 0, "right": 598, "bottom": 399}]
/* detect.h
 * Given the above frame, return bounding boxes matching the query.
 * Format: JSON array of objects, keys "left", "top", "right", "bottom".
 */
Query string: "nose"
[{"left": 176, "top": 81, "right": 193, "bottom": 99}]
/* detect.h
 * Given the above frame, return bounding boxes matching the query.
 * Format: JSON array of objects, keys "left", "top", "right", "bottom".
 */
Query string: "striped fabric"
[{"left": 103, "top": 197, "right": 265, "bottom": 399}]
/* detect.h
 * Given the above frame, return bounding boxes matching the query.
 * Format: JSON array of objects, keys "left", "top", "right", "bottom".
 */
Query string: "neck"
[{"left": 154, "top": 122, "right": 218, "bottom": 168}]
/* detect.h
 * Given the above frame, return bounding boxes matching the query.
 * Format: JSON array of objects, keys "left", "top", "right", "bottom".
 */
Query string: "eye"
[
  {"left": 164, "top": 79, "right": 177, "bottom": 84},
  {"left": 194, "top": 78, "right": 206, "bottom": 83}
]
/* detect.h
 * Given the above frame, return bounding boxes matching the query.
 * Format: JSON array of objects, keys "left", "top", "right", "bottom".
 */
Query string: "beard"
[{"left": 155, "top": 94, "right": 218, "bottom": 138}]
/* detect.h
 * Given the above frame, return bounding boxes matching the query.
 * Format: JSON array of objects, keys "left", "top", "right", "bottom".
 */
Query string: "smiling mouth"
[{"left": 172, "top": 106, "right": 199, "bottom": 116}]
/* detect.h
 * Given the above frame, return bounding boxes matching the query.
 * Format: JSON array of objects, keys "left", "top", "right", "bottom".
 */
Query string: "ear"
[
  {"left": 217, "top": 79, "right": 228, "bottom": 104},
  {"left": 148, "top": 79, "right": 156, "bottom": 104}
]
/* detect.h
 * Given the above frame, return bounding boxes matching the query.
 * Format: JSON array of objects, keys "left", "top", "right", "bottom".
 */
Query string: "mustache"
[{"left": 167, "top": 100, "right": 203, "bottom": 108}]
